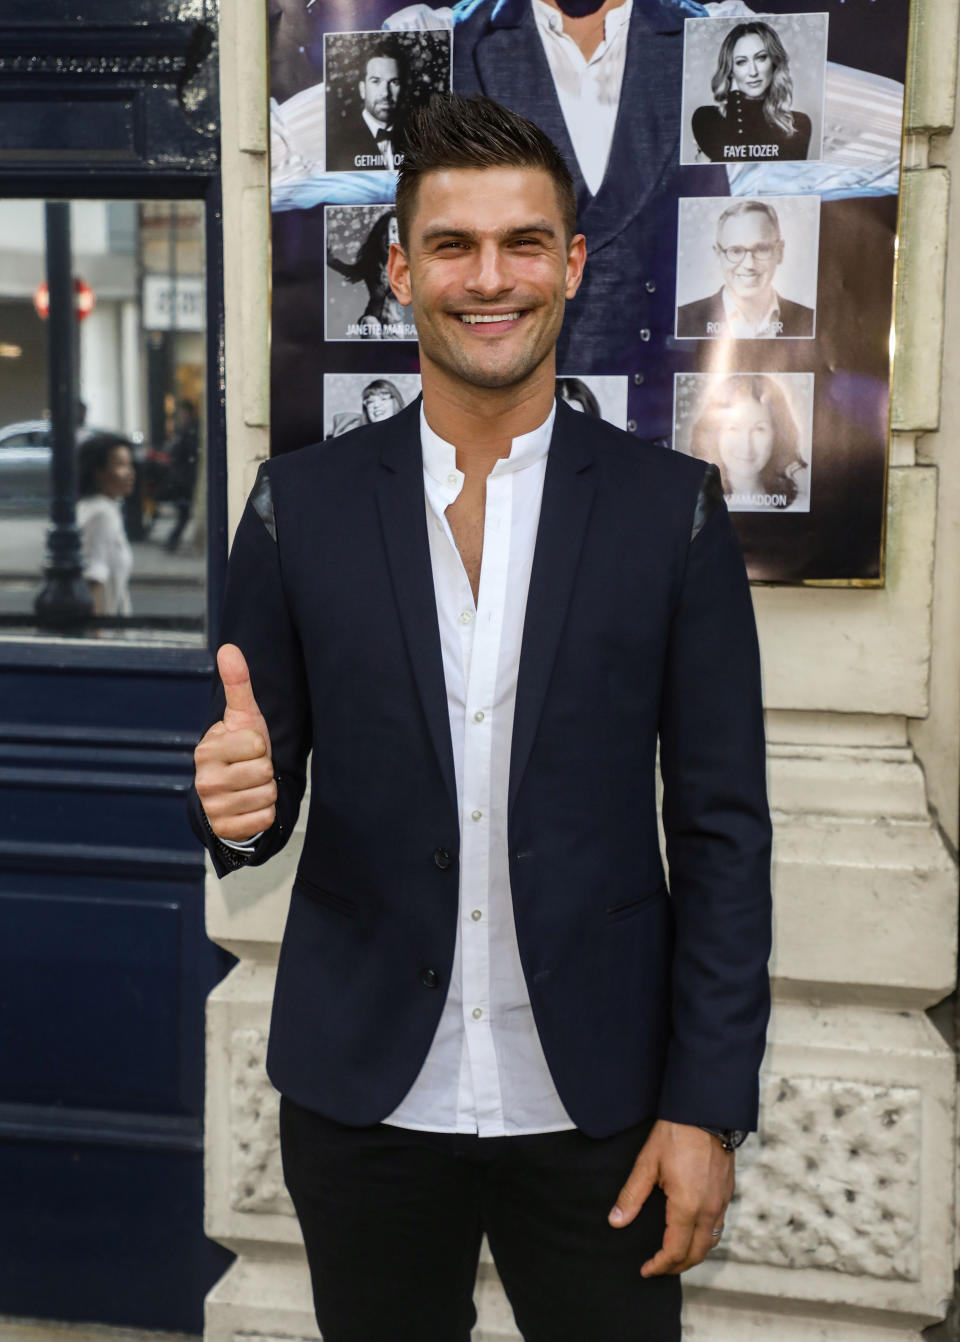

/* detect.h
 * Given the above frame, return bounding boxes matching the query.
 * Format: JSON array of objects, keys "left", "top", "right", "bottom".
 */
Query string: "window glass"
[{"left": 0, "top": 199, "right": 207, "bottom": 646}]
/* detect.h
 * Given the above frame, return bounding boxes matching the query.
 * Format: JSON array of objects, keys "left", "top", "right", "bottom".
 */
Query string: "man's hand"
[
  {"left": 608, "top": 1120, "right": 735, "bottom": 1276},
  {"left": 194, "top": 643, "right": 277, "bottom": 842}
]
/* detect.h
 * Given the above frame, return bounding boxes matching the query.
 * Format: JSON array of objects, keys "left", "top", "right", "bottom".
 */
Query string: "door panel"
[{"left": 0, "top": 1, "right": 233, "bottom": 1330}]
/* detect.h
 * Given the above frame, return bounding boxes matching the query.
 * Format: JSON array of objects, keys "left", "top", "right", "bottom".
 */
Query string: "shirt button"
[
  {"left": 459, "top": 610, "right": 473, "bottom": 625},
  {"left": 471, "top": 909, "right": 482, "bottom": 921},
  {"left": 474, "top": 710, "right": 485, "bottom": 723},
  {"left": 447, "top": 472, "right": 458, "bottom": 486},
  {"left": 472, "top": 1007, "right": 483, "bottom": 1020},
  {"left": 471, "top": 809, "right": 482, "bottom": 822}
]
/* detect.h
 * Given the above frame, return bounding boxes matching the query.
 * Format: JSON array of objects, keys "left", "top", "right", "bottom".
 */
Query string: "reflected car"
[{"left": 0, "top": 419, "right": 147, "bottom": 537}]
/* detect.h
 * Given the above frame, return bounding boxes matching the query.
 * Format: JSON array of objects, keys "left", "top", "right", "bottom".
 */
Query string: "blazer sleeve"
[
  {"left": 188, "top": 462, "right": 312, "bottom": 878},
  {"left": 656, "top": 470, "right": 772, "bottom": 1131}
]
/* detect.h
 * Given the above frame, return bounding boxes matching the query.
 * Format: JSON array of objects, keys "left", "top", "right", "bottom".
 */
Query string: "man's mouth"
[{"left": 457, "top": 312, "right": 522, "bottom": 325}]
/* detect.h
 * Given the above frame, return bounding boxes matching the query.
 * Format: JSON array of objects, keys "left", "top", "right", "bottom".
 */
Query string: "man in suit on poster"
[
  {"left": 326, "top": 39, "right": 408, "bottom": 171},
  {"left": 192, "top": 95, "right": 771, "bottom": 1341},
  {"left": 677, "top": 199, "right": 815, "bottom": 339}
]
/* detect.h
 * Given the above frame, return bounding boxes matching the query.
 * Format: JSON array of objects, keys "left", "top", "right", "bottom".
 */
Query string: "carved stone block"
[
  {"left": 229, "top": 1027, "right": 294, "bottom": 1216},
  {"left": 718, "top": 1076, "right": 920, "bottom": 1280}
]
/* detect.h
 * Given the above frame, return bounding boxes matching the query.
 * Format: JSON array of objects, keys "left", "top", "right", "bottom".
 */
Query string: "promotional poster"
[{"left": 268, "top": 0, "right": 909, "bottom": 584}]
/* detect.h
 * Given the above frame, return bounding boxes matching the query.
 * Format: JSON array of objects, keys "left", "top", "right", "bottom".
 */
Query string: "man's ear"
[
  {"left": 388, "top": 241, "right": 412, "bottom": 306},
  {"left": 564, "top": 233, "right": 587, "bottom": 300},
  {"left": 358, "top": 80, "right": 366, "bottom": 103}
]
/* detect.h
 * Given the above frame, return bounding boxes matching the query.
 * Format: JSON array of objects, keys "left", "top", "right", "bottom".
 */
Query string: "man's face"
[
  {"left": 360, "top": 57, "right": 401, "bottom": 127},
  {"left": 387, "top": 166, "right": 585, "bottom": 393},
  {"left": 715, "top": 210, "right": 783, "bottom": 305}
]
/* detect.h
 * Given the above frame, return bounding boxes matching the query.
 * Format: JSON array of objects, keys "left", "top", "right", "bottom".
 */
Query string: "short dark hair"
[
  {"left": 364, "top": 39, "right": 406, "bottom": 79},
  {"left": 78, "top": 435, "right": 127, "bottom": 498},
  {"left": 395, "top": 93, "right": 577, "bottom": 247}
]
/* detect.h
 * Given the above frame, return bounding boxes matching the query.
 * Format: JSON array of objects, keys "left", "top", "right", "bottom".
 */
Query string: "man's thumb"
[{"left": 218, "top": 643, "right": 260, "bottom": 720}]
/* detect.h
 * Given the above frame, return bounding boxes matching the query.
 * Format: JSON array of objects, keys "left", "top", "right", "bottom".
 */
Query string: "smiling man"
[
  {"left": 677, "top": 198, "right": 814, "bottom": 340},
  {"left": 191, "top": 94, "right": 772, "bottom": 1342}
]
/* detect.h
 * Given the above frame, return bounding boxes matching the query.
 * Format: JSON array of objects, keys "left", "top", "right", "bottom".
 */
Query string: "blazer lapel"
[
  {"left": 375, "top": 401, "right": 458, "bottom": 815},
  {"left": 509, "top": 402, "right": 596, "bottom": 814}
]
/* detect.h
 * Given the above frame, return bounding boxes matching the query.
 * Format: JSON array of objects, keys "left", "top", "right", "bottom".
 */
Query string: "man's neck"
[
  {"left": 361, "top": 107, "right": 391, "bottom": 138},
  {"left": 420, "top": 358, "right": 556, "bottom": 475},
  {"left": 537, "top": 0, "right": 628, "bottom": 60},
  {"left": 726, "top": 284, "right": 776, "bottom": 325}
]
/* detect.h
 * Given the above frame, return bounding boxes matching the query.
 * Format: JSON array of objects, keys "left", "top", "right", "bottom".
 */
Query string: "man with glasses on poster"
[{"left": 677, "top": 198, "right": 814, "bottom": 339}]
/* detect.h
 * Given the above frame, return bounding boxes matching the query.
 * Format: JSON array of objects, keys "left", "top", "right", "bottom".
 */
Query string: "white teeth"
[{"left": 459, "top": 312, "right": 521, "bottom": 324}]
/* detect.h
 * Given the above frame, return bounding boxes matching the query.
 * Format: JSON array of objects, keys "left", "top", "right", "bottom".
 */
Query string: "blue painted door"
[{"left": 0, "top": 1, "right": 234, "bottom": 1330}]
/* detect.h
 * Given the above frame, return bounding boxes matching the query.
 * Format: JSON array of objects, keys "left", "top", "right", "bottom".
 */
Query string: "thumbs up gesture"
[{"left": 194, "top": 644, "right": 278, "bottom": 842}]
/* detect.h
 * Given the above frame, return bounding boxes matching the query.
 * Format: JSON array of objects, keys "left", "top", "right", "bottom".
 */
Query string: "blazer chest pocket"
[
  {"left": 293, "top": 875, "right": 358, "bottom": 918},
  {"left": 605, "top": 883, "right": 667, "bottom": 922}
]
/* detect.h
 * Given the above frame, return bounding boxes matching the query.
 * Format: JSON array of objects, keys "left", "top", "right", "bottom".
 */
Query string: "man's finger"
[
  {"left": 640, "top": 1211, "right": 697, "bottom": 1277},
  {"left": 682, "top": 1211, "right": 724, "bottom": 1272},
  {"left": 608, "top": 1153, "right": 657, "bottom": 1228},
  {"left": 208, "top": 805, "right": 276, "bottom": 843},
  {"left": 196, "top": 726, "right": 269, "bottom": 768},
  {"left": 205, "top": 780, "right": 278, "bottom": 819},
  {"left": 218, "top": 643, "right": 261, "bottom": 720}
]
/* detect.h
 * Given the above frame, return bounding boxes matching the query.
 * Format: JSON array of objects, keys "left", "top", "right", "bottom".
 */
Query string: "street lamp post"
[{"left": 34, "top": 201, "right": 94, "bottom": 630}]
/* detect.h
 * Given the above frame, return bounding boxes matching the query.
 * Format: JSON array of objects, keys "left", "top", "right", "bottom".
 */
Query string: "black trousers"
[{"left": 280, "top": 1096, "right": 682, "bottom": 1342}]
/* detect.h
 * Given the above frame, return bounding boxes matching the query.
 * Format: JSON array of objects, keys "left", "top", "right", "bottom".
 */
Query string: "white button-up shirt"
[
  {"left": 531, "top": 0, "right": 633, "bottom": 196},
  {"left": 385, "top": 405, "right": 574, "bottom": 1137}
]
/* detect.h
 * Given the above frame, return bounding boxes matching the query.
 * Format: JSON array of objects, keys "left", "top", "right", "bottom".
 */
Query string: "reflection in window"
[{"left": 0, "top": 199, "right": 207, "bottom": 645}]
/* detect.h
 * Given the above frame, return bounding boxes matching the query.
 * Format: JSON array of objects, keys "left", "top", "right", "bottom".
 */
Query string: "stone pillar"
[{"left": 205, "top": 2, "right": 960, "bottom": 1339}]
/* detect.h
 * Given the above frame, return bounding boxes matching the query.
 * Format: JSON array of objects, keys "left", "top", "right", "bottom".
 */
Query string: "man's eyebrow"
[{"left": 420, "top": 221, "right": 559, "bottom": 244}]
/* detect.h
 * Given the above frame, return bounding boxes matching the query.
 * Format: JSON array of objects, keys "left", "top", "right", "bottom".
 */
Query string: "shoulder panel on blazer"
[
  {"left": 251, "top": 462, "right": 276, "bottom": 542},
  {"left": 691, "top": 463, "right": 723, "bottom": 542}
]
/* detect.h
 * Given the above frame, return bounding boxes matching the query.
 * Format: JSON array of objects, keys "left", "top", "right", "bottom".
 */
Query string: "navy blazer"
[
  {"left": 450, "top": 0, "right": 729, "bottom": 439},
  {"left": 191, "top": 399, "right": 772, "bottom": 1138}
]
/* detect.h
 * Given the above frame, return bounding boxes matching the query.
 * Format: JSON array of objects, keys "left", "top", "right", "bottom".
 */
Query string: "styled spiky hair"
[{"left": 395, "top": 93, "right": 577, "bottom": 246}]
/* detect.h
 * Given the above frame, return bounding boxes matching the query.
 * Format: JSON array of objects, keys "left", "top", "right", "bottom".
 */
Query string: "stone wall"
[{"left": 206, "top": 2, "right": 960, "bottom": 1337}]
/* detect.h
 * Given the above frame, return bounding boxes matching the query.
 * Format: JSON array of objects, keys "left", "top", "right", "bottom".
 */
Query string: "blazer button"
[
  {"left": 433, "top": 847, "right": 452, "bottom": 870},
  {"left": 420, "top": 968, "right": 440, "bottom": 989}
]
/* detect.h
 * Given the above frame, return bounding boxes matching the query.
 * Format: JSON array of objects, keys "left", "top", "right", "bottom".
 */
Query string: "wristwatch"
[{"left": 699, "top": 1127, "right": 747, "bottom": 1152}]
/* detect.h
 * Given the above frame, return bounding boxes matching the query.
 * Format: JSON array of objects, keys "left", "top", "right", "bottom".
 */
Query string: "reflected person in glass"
[{"left": 77, "top": 438, "right": 135, "bottom": 616}]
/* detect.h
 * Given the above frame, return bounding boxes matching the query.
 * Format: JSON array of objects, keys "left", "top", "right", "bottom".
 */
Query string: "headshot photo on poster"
[
  {"left": 325, "top": 205, "right": 416, "bottom": 341},
  {"left": 556, "top": 376, "right": 628, "bottom": 430},
  {"left": 673, "top": 371, "right": 814, "bottom": 514},
  {"left": 680, "top": 13, "right": 829, "bottom": 166},
  {"left": 324, "top": 29, "right": 452, "bottom": 173},
  {"left": 323, "top": 372, "right": 423, "bottom": 439},
  {"left": 675, "top": 195, "right": 820, "bottom": 340}
]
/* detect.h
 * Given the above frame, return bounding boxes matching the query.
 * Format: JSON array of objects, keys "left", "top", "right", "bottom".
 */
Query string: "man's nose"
[{"left": 465, "top": 243, "right": 512, "bottom": 297}]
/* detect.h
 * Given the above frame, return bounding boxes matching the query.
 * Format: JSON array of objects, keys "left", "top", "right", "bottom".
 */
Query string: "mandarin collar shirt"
[
  {"left": 384, "top": 403, "right": 574, "bottom": 1137},
  {"left": 531, "top": 0, "right": 633, "bottom": 197}
]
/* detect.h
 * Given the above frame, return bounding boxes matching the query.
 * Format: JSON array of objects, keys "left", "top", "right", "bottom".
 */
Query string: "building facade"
[{"left": 204, "top": 1, "right": 960, "bottom": 1339}]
